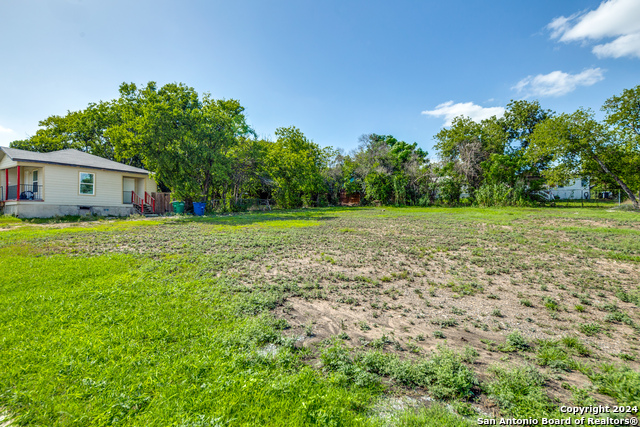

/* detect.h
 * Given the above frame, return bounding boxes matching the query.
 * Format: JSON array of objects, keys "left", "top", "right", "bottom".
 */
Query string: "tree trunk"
[{"left": 592, "top": 153, "right": 639, "bottom": 209}]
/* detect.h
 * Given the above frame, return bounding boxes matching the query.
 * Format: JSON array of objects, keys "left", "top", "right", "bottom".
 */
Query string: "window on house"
[
  {"left": 79, "top": 172, "right": 95, "bottom": 195},
  {"left": 32, "top": 171, "right": 39, "bottom": 192}
]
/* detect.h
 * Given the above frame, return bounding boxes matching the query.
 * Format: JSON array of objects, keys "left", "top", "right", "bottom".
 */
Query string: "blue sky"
[{"left": 1, "top": 0, "right": 639, "bottom": 157}]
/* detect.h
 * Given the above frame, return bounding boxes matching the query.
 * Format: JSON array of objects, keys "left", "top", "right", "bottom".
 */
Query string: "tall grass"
[{"left": 475, "top": 182, "right": 534, "bottom": 207}]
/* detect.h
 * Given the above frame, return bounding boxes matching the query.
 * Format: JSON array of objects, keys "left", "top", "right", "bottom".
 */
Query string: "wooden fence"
[
  {"left": 151, "top": 192, "right": 172, "bottom": 214},
  {"left": 339, "top": 191, "right": 361, "bottom": 206}
]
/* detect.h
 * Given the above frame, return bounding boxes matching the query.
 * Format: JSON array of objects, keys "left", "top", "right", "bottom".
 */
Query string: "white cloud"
[
  {"left": 421, "top": 101, "right": 505, "bottom": 126},
  {"left": 592, "top": 33, "right": 640, "bottom": 58},
  {"left": 548, "top": 0, "right": 640, "bottom": 59},
  {"left": 0, "top": 125, "right": 14, "bottom": 133},
  {"left": 513, "top": 68, "right": 604, "bottom": 97},
  {"left": 547, "top": 14, "right": 580, "bottom": 39}
]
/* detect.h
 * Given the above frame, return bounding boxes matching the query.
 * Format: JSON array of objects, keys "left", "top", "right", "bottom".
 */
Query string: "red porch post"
[
  {"left": 4, "top": 169, "right": 7, "bottom": 200},
  {"left": 16, "top": 166, "right": 20, "bottom": 200}
]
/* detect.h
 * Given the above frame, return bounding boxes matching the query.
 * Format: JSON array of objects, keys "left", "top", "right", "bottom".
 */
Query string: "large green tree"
[
  {"left": 529, "top": 107, "right": 639, "bottom": 209},
  {"left": 434, "top": 116, "right": 506, "bottom": 193},
  {"left": 434, "top": 100, "right": 552, "bottom": 194},
  {"left": 265, "top": 126, "right": 327, "bottom": 208},
  {"left": 107, "top": 82, "right": 254, "bottom": 203},
  {"left": 10, "top": 101, "right": 143, "bottom": 167},
  {"left": 346, "top": 133, "right": 428, "bottom": 204}
]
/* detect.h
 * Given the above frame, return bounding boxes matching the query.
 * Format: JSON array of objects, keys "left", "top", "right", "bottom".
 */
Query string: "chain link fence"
[{"left": 535, "top": 189, "right": 633, "bottom": 207}]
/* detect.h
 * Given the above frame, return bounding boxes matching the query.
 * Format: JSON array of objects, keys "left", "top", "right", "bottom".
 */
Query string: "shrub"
[
  {"left": 604, "top": 311, "right": 634, "bottom": 325},
  {"left": 365, "top": 171, "right": 392, "bottom": 204},
  {"left": 439, "top": 178, "right": 462, "bottom": 206},
  {"left": 475, "top": 181, "right": 536, "bottom": 207},
  {"left": 417, "top": 346, "right": 478, "bottom": 399},
  {"left": 357, "top": 346, "right": 477, "bottom": 399},
  {"left": 505, "top": 331, "right": 530, "bottom": 352},
  {"left": 320, "top": 341, "right": 379, "bottom": 388},
  {"left": 536, "top": 340, "right": 577, "bottom": 371},
  {"left": 542, "top": 296, "right": 558, "bottom": 311},
  {"left": 431, "top": 318, "right": 459, "bottom": 328},
  {"left": 475, "top": 183, "right": 512, "bottom": 207},
  {"left": 485, "top": 365, "right": 558, "bottom": 418},
  {"left": 615, "top": 290, "right": 640, "bottom": 306}
]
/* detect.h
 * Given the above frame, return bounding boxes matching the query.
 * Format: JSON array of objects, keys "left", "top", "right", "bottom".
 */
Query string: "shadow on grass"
[
  {"left": 163, "top": 207, "right": 372, "bottom": 227},
  {"left": 1, "top": 214, "right": 115, "bottom": 226}
]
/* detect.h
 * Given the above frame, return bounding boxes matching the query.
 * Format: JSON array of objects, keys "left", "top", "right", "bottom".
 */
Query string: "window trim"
[{"left": 79, "top": 171, "right": 96, "bottom": 196}]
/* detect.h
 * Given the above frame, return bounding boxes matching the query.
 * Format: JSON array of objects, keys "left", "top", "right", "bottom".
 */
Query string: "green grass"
[
  {"left": 1, "top": 206, "right": 640, "bottom": 425},
  {"left": 589, "top": 364, "right": 640, "bottom": 406},
  {"left": 0, "top": 252, "right": 376, "bottom": 425},
  {"left": 393, "top": 403, "right": 475, "bottom": 426}
]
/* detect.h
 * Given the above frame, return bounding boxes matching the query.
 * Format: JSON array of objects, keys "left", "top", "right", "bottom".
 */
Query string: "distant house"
[
  {"left": 0, "top": 147, "right": 157, "bottom": 218},
  {"left": 538, "top": 178, "right": 590, "bottom": 201}
]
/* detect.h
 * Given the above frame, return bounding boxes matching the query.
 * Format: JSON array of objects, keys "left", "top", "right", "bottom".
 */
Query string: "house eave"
[{"left": 10, "top": 159, "right": 149, "bottom": 175}]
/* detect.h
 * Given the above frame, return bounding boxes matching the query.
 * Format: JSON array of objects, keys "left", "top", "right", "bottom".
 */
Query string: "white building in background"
[{"left": 538, "top": 178, "right": 590, "bottom": 200}]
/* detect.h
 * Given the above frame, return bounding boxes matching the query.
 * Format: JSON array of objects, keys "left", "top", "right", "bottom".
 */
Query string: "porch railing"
[
  {"left": 7, "top": 184, "right": 43, "bottom": 201},
  {"left": 132, "top": 191, "right": 143, "bottom": 209},
  {"left": 145, "top": 192, "right": 155, "bottom": 213}
]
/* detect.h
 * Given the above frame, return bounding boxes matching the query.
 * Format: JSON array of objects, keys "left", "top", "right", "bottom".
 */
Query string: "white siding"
[
  {"left": 556, "top": 178, "right": 587, "bottom": 191},
  {"left": 0, "top": 154, "right": 17, "bottom": 170},
  {"left": 40, "top": 164, "right": 149, "bottom": 206},
  {"left": 145, "top": 176, "right": 157, "bottom": 193}
]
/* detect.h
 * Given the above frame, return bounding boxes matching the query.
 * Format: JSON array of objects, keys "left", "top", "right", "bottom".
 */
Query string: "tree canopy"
[
  {"left": 528, "top": 87, "right": 640, "bottom": 209},
  {"left": 9, "top": 82, "right": 640, "bottom": 210}
]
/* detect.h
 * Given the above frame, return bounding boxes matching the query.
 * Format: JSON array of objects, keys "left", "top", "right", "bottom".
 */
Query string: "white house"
[
  {"left": 538, "top": 178, "right": 590, "bottom": 201},
  {"left": 0, "top": 147, "right": 157, "bottom": 218}
]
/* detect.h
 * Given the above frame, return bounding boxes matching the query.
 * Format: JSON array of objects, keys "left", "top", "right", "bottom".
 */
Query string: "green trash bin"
[{"left": 172, "top": 201, "right": 185, "bottom": 214}]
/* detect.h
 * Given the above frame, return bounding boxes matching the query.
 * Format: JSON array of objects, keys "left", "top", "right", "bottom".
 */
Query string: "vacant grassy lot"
[{"left": 1, "top": 207, "right": 639, "bottom": 426}]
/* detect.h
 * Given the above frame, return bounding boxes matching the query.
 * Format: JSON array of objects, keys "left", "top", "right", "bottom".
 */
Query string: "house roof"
[{"left": 0, "top": 147, "right": 150, "bottom": 175}]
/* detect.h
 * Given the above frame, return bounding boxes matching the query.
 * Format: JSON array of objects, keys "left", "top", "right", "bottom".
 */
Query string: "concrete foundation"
[{"left": 2, "top": 203, "right": 136, "bottom": 218}]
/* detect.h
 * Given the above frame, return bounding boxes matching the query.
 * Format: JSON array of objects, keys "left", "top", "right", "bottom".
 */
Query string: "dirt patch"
[{"left": 0, "top": 409, "right": 13, "bottom": 427}]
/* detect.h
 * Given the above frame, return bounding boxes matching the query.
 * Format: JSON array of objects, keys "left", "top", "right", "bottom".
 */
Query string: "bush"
[
  {"left": 536, "top": 341, "right": 577, "bottom": 372},
  {"left": 365, "top": 171, "right": 393, "bottom": 204},
  {"left": 320, "top": 341, "right": 380, "bottom": 388},
  {"left": 475, "top": 183, "right": 512, "bottom": 207},
  {"left": 485, "top": 365, "right": 559, "bottom": 418},
  {"left": 475, "top": 181, "right": 536, "bottom": 207},
  {"left": 604, "top": 311, "right": 635, "bottom": 325},
  {"left": 356, "top": 346, "right": 477, "bottom": 399},
  {"left": 438, "top": 178, "right": 462, "bottom": 206},
  {"left": 422, "top": 346, "right": 478, "bottom": 399},
  {"left": 505, "top": 331, "right": 530, "bottom": 352},
  {"left": 560, "top": 336, "right": 591, "bottom": 357}
]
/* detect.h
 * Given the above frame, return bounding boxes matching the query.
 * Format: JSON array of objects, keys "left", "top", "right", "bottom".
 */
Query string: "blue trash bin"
[{"left": 193, "top": 202, "right": 206, "bottom": 216}]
